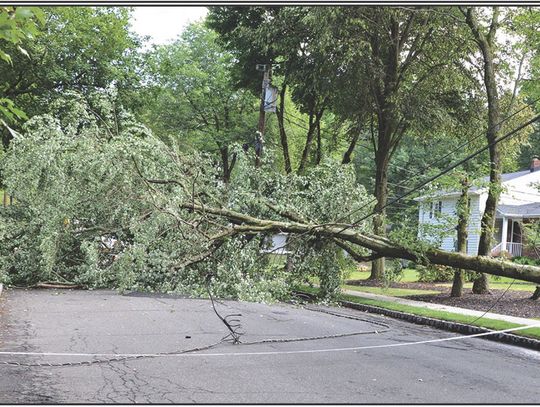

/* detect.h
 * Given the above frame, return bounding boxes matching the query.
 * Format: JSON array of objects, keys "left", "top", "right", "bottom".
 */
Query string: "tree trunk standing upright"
[
  {"left": 451, "top": 176, "right": 470, "bottom": 297},
  {"left": 276, "top": 84, "right": 292, "bottom": 174},
  {"left": 315, "top": 119, "right": 322, "bottom": 165},
  {"left": 531, "top": 286, "right": 540, "bottom": 300},
  {"left": 342, "top": 130, "right": 360, "bottom": 165},
  {"left": 297, "top": 108, "right": 324, "bottom": 174},
  {"left": 220, "top": 146, "right": 237, "bottom": 184},
  {"left": 370, "top": 136, "right": 392, "bottom": 280},
  {"left": 462, "top": 7, "right": 501, "bottom": 294},
  {"left": 367, "top": 13, "right": 401, "bottom": 281}
]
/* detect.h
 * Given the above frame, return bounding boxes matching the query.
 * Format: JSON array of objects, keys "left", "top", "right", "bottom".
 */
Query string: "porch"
[
  {"left": 490, "top": 217, "right": 523, "bottom": 258},
  {"left": 490, "top": 203, "right": 540, "bottom": 258}
]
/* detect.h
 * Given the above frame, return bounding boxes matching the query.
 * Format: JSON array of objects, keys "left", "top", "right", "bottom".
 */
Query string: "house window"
[{"left": 430, "top": 201, "right": 443, "bottom": 219}]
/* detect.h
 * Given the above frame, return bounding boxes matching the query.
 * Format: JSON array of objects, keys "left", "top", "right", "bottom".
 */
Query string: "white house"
[{"left": 416, "top": 158, "right": 540, "bottom": 258}]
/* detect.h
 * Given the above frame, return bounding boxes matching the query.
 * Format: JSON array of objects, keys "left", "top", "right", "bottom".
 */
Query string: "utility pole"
[{"left": 255, "top": 63, "right": 271, "bottom": 167}]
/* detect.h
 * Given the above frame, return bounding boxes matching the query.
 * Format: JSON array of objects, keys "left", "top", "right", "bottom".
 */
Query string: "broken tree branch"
[{"left": 180, "top": 201, "right": 540, "bottom": 284}]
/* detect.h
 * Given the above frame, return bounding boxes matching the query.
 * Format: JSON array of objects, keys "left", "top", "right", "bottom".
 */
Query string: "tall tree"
[
  {"left": 0, "top": 6, "right": 141, "bottom": 147},
  {"left": 451, "top": 174, "right": 470, "bottom": 297},
  {"left": 460, "top": 7, "right": 503, "bottom": 294},
  {"left": 207, "top": 6, "right": 336, "bottom": 174},
  {"left": 317, "top": 7, "right": 471, "bottom": 280},
  {"left": 142, "top": 23, "right": 258, "bottom": 183}
]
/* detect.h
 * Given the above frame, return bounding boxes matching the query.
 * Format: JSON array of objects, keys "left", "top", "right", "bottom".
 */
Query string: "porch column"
[{"left": 501, "top": 217, "right": 508, "bottom": 252}]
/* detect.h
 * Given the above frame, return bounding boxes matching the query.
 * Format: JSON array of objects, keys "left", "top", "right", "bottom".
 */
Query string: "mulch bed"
[{"left": 345, "top": 279, "right": 540, "bottom": 319}]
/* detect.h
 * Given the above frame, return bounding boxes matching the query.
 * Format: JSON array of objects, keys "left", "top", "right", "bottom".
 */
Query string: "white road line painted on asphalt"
[{"left": 0, "top": 324, "right": 539, "bottom": 358}]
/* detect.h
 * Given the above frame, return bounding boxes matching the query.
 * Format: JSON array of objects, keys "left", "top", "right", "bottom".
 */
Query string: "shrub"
[
  {"left": 512, "top": 256, "right": 540, "bottom": 266},
  {"left": 382, "top": 259, "right": 404, "bottom": 286},
  {"left": 416, "top": 264, "right": 455, "bottom": 283}
]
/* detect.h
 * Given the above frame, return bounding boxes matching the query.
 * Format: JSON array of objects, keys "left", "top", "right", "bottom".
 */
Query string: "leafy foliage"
[
  {"left": 141, "top": 23, "right": 257, "bottom": 182},
  {"left": 0, "top": 6, "right": 43, "bottom": 65},
  {"left": 0, "top": 7, "right": 141, "bottom": 134},
  {"left": 0, "top": 6, "right": 43, "bottom": 125},
  {"left": 416, "top": 264, "right": 455, "bottom": 283},
  {"left": 0, "top": 92, "right": 373, "bottom": 300}
]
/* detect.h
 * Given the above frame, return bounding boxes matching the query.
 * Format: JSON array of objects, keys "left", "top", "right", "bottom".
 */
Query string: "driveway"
[{"left": 1, "top": 288, "right": 539, "bottom": 403}]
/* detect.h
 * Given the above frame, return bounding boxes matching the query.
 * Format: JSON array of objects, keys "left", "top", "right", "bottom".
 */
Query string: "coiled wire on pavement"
[{"left": 0, "top": 300, "right": 390, "bottom": 368}]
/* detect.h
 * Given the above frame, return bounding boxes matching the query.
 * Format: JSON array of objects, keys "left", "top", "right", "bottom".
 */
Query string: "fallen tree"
[
  {"left": 3, "top": 94, "right": 540, "bottom": 301},
  {"left": 178, "top": 202, "right": 540, "bottom": 285}
]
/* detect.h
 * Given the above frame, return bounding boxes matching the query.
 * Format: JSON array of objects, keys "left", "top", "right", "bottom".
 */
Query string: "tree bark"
[
  {"left": 342, "top": 129, "right": 360, "bottom": 165},
  {"left": 180, "top": 201, "right": 540, "bottom": 284},
  {"left": 370, "top": 142, "right": 390, "bottom": 280},
  {"left": 220, "top": 146, "right": 234, "bottom": 184},
  {"left": 276, "top": 84, "right": 292, "bottom": 174},
  {"left": 451, "top": 176, "right": 470, "bottom": 297},
  {"left": 464, "top": 7, "right": 501, "bottom": 295},
  {"left": 315, "top": 119, "right": 322, "bottom": 165},
  {"left": 367, "top": 11, "right": 403, "bottom": 281},
  {"left": 531, "top": 286, "right": 540, "bottom": 300},
  {"left": 297, "top": 108, "right": 324, "bottom": 174}
]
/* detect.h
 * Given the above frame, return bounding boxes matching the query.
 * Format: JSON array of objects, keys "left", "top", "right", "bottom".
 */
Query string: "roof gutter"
[{"left": 414, "top": 189, "right": 483, "bottom": 202}]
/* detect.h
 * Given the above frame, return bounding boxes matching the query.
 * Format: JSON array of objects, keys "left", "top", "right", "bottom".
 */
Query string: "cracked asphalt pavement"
[{"left": 1, "top": 288, "right": 540, "bottom": 403}]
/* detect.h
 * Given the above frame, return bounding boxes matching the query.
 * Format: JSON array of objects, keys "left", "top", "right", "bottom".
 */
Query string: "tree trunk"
[
  {"left": 451, "top": 270, "right": 464, "bottom": 298},
  {"left": 297, "top": 108, "right": 324, "bottom": 174},
  {"left": 465, "top": 7, "right": 501, "bottom": 295},
  {"left": 368, "top": 17, "right": 400, "bottom": 281},
  {"left": 342, "top": 130, "right": 360, "bottom": 165},
  {"left": 276, "top": 84, "right": 292, "bottom": 174},
  {"left": 531, "top": 286, "right": 540, "bottom": 300},
  {"left": 220, "top": 146, "right": 232, "bottom": 183},
  {"left": 369, "top": 141, "right": 390, "bottom": 280},
  {"left": 297, "top": 111, "right": 316, "bottom": 174},
  {"left": 315, "top": 119, "right": 322, "bottom": 165},
  {"left": 451, "top": 176, "right": 470, "bottom": 297}
]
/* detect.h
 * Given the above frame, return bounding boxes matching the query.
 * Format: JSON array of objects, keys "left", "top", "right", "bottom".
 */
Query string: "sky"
[{"left": 130, "top": 7, "right": 208, "bottom": 45}]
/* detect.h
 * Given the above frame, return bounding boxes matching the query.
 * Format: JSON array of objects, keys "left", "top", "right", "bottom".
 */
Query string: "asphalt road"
[{"left": 1, "top": 288, "right": 539, "bottom": 404}]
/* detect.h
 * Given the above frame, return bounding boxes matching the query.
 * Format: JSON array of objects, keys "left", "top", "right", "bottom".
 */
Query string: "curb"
[{"left": 296, "top": 291, "right": 540, "bottom": 352}]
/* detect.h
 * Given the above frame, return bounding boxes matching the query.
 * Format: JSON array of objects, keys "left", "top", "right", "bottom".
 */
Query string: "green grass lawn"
[
  {"left": 342, "top": 284, "right": 440, "bottom": 297},
  {"left": 346, "top": 268, "right": 419, "bottom": 282},
  {"left": 347, "top": 268, "right": 537, "bottom": 292},
  {"left": 299, "top": 285, "right": 540, "bottom": 340}
]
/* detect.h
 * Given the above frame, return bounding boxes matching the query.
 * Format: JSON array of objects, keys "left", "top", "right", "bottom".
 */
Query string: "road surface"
[{"left": 0, "top": 288, "right": 539, "bottom": 403}]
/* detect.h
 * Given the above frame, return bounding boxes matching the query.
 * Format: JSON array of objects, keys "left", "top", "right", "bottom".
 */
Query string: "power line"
[
  {"left": 338, "top": 113, "right": 540, "bottom": 234},
  {"left": 253, "top": 95, "right": 540, "bottom": 274},
  {"left": 282, "top": 111, "right": 420, "bottom": 181},
  {"left": 325, "top": 95, "right": 540, "bottom": 229},
  {"left": 257, "top": 106, "right": 540, "bottom": 267}
]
